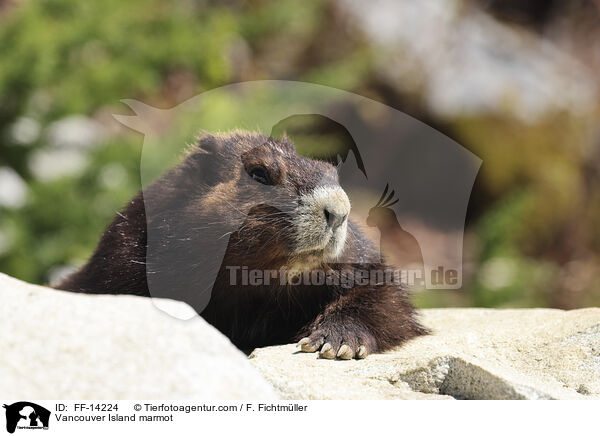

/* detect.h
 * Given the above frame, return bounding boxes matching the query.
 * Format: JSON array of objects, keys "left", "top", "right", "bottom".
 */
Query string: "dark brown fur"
[{"left": 58, "top": 131, "right": 428, "bottom": 357}]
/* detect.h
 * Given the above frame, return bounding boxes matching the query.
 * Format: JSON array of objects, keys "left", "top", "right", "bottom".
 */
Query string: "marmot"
[{"left": 58, "top": 131, "right": 428, "bottom": 359}]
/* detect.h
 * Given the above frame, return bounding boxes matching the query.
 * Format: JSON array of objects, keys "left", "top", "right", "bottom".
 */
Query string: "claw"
[
  {"left": 319, "top": 342, "right": 336, "bottom": 359},
  {"left": 337, "top": 344, "right": 354, "bottom": 360},
  {"left": 300, "top": 336, "right": 323, "bottom": 352},
  {"left": 357, "top": 345, "right": 367, "bottom": 359},
  {"left": 298, "top": 338, "right": 309, "bottom": 347}
]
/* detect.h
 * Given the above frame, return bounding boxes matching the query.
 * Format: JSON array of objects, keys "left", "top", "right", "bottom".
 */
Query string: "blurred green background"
[{"left": 1, "top": 0, "right": 599, "bottom": 309}]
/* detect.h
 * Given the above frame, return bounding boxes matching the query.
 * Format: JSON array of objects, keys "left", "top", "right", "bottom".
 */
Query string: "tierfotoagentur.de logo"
[
  {"left": 112, "top": 80, "right": 481, "bottom": 320},
  {"left": 3, "top": 402, "right": 50, "bottom": 434}
]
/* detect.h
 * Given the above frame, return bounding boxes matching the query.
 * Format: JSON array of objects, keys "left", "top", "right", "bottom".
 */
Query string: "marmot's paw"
[{"left": 297, "top": 321, "right": 376, "bottom": 360}]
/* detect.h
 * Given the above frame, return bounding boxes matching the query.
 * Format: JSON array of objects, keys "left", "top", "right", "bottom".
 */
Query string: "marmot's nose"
[{"left": 324, "top": 208, "right": 347, "bottom": 230}]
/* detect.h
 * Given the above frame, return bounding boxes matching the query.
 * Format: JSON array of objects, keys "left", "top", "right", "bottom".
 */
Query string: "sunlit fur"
[{"left": 292, "top": 185, "right": 350, "bottom": 265}]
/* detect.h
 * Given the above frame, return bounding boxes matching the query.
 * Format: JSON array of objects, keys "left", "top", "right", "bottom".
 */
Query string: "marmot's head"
[{"left": 160, "top": 131, "right": 352, "bottom": 271}]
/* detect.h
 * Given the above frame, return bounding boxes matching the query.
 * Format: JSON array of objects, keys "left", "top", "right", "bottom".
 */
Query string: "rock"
[
  {"left": 0, "top": 273, "right": 277, "bottom": 399},
  {"left": 5, "top": 271, "right": 597, "bottom": 400},
  {"left": 249, "top": 308, "right": 600, "bottom": 399}
]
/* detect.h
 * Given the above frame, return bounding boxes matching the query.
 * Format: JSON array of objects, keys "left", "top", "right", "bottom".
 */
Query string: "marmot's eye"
[{"left": 248, "top": 166, "right": 272, "bottom": 185}]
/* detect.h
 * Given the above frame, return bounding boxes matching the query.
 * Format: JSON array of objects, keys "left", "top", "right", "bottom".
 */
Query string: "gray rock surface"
[
  {"left": 4, "top": 271, "right": 598, "bottom": 400},
  {"left": 249, "top": 308, "right": 600, "bottom": 399},
  {"left": 0, "top": 273, "right": 277, "bottom": 399}
]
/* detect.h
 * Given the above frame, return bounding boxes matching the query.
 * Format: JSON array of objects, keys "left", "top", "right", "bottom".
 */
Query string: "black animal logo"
[
  {"left": 271, "top": 114, "right": 368, "bottom": 178},
  {"left": 3, "top": 402, "right": 50, "bottom": 434},
  {"left": 367, "top": 184, "right": 424, "bottom": 278}
]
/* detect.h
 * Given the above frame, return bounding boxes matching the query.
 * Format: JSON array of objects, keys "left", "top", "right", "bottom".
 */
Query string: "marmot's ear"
[
  {"left": 279, "top": 131, "right": 295, "bottom": 151},
  {"left": 187, "top": 133, "right": 223, "bottom": 187},
  {"left": 195, "top": 132, "right": 221, "bottom": 155}
]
